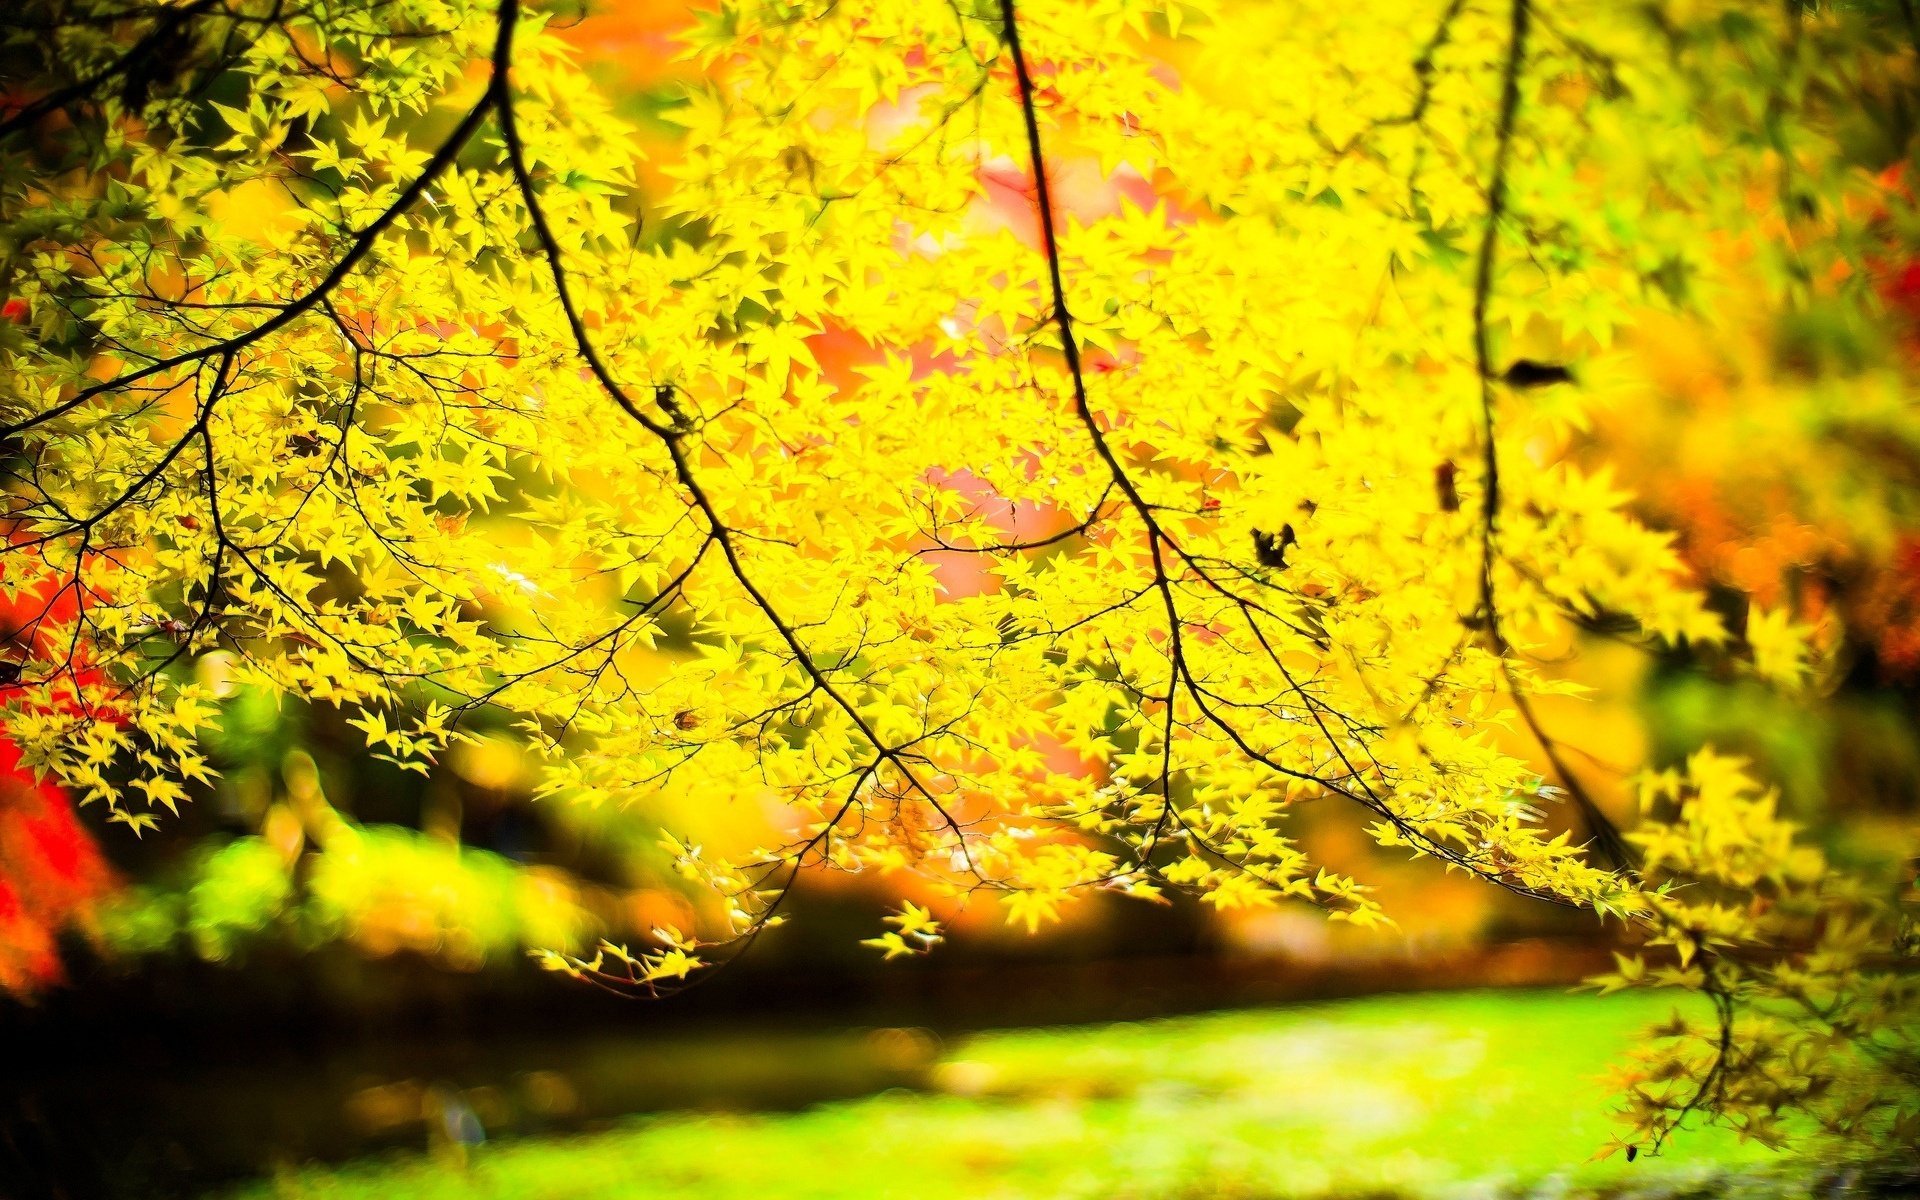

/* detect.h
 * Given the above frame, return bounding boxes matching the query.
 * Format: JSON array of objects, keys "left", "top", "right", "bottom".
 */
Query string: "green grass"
[{"left": 225, "top": 989, "right": 1795, "bottom": 1200}]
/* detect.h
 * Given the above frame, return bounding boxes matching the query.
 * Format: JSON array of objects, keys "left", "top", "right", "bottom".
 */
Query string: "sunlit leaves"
[{"left": 1599, "top": 752, "right": 1918, "bottom": 1159}]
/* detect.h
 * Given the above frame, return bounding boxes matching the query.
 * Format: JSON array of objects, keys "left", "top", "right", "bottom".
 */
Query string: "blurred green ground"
[{"left": 224, "top": 989, "right": 1799, "bottom": 1200}]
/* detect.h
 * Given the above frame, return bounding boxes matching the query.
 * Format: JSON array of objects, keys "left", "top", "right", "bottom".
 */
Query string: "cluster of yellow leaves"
[
  {"left": 537, "top": 922, "right": 704, "bottom": 989},
  {"left": 1595, "top": 750, "right": 1918, "bottom": 1158},
  {"left": 0, "top": 0, "right": 1788, "bottom": 905},
  {"left": 859, "top": 900, "right": 944, "bottom": 959}
]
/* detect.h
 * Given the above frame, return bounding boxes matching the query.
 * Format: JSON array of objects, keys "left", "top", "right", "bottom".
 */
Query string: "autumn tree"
[{"left": 1, "top": 0, "right": 1915, "bottom": 1161}]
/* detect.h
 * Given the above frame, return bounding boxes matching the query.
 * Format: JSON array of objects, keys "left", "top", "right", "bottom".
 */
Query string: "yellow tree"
[{"left": 0, "top": 0, "right": 1914, "bottom": 1159}]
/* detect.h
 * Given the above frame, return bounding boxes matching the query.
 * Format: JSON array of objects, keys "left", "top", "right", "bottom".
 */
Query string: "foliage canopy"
[{"left": 1, "top": 0, "right": 1916, "bottom": 1161}]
